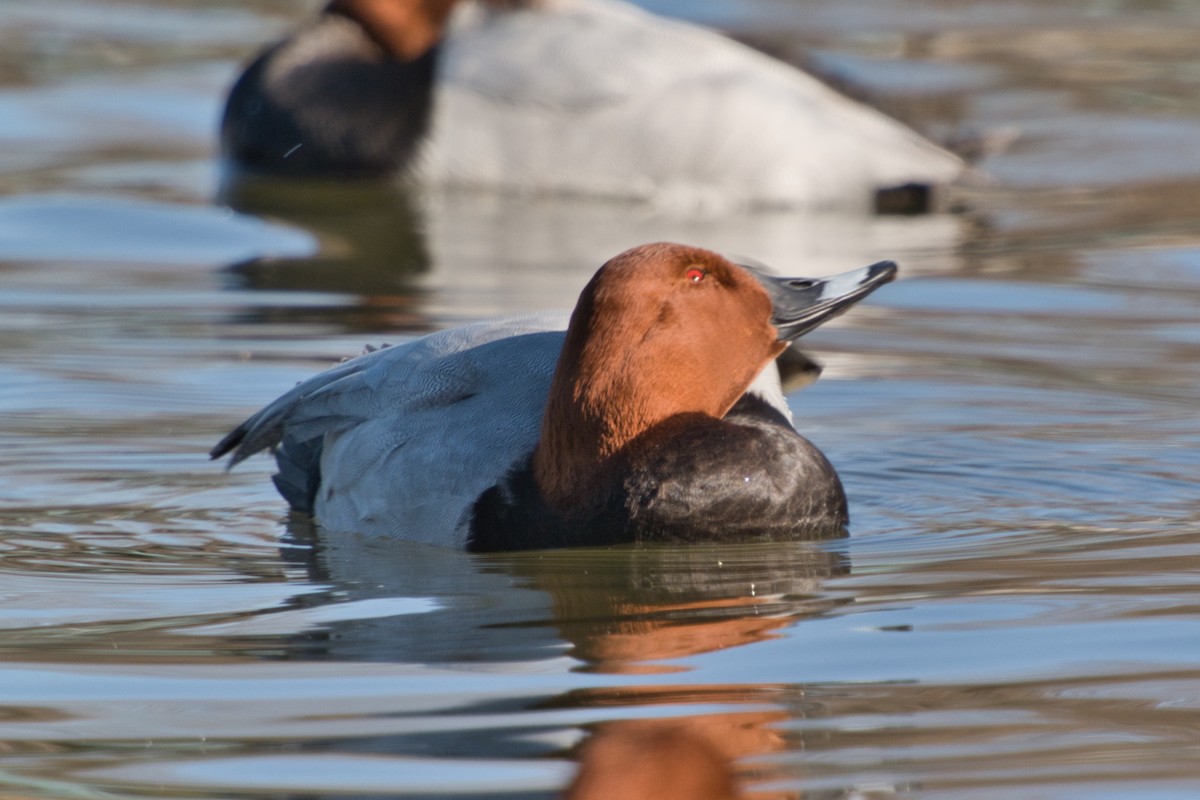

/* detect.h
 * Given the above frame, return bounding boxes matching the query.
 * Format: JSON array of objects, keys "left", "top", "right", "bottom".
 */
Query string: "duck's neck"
[
  {"left": 531, "top": 370, "right": 647, "bottom": 513},
  {"left": 327, "top": 0, "right": 459, "bottom": 61},
  {"left": 530, "top": 315, "right": 757, "bottom": 513}
]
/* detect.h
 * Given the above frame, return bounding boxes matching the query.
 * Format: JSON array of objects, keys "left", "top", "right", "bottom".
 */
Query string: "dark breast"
[
  {"left": 468, "top": 395, "right": 848, "bottom": 552},
  {"left": 221, "top": 17, "right": 438, "bottom": 177}
]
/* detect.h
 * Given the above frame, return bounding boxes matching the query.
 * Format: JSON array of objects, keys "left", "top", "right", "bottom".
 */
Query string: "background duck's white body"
[
  {"left": 220, "top": 311, "right": 793, "bottom": 547},
  {"left": 414, "top": 0, "right": 963, "bottom": 211}
]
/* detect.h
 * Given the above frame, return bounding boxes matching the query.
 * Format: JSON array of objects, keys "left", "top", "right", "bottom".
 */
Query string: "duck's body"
[
  {"left": 213, "top": 243, "right": 896, "bottom": 550},
  {"left": 222, "top": 0, "right": 963, "bottom": 211}
]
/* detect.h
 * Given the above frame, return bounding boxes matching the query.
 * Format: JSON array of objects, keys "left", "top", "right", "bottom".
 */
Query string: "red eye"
[{"left": 686, "top": 268, "right": 705, "bottom": 283}]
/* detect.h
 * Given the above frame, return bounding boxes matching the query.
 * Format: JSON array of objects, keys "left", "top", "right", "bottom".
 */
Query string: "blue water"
[{"left": 2, "top": 1, "right": 1199, "bottom": 798}]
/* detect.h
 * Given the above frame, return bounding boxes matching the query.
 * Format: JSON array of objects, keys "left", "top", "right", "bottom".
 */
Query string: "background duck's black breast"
[{"left": 221, "top": 18, "right": 438, "bottom": 177}]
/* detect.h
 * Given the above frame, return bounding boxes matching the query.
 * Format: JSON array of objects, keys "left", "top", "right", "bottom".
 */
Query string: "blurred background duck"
[{"left": 222, "top": 0, "right": 966, "bottom": 213}]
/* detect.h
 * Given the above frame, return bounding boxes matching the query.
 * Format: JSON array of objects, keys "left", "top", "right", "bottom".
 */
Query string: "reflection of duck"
[
  {"left": 217, "top": 176, "right": 434, "bottom": 333},
  {"left": 217, "top": 178, "right": 967, "bottom": 332},
  {"left": 219, "top": 176, "right": 431, "bottom": 284},
  {"left": 566, "top": 724, "right": 742, "bottom": 800},
  {"left": 274, "top": 527, "right": 838, "bottom": 797},
  {"left": 279, "top": 521, "right": 846, "bottom": 666},
  {"left": 213, "top": 243, "right": 895, "bottom": 548},
  {"left": 520, "top": 543, "right": 847, "bottom": 671},
  {"left": 222, "top": 0, "right": 963, "bottom": 211}
]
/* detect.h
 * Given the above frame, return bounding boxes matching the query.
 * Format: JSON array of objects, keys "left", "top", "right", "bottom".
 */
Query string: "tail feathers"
[
  {"left": 208, "top": 412, "right": 286, "bottom": 468},
  {"left": 270, "top": 437, "right": 325, "bottom": 514},
  {"left": 209, "top": 424, "right": 249, "bottom": 462}
]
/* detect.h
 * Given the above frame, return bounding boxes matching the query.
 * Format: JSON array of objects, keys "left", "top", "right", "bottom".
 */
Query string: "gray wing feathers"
[
  {"left": 311, "top": 334, "right": 561, "bottom": 543},
  {"left": 211, "top": 313, "right": 569, "bottom": 541},
  {"left": 209, "top": 354, "right": 376, "bottom": 467},
  {"left": 211, "top": 311, "right": 568, "bottom": 467}
]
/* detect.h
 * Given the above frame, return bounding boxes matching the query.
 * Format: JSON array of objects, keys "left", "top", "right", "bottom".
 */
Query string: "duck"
[
  {"left": 221, "top": 0, "right": 964, "bottom": 212},
  {"left": 212, "top": 243, "right": 896, "bottom": 550}
]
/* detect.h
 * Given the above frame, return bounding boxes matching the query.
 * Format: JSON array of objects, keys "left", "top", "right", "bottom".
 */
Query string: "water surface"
[{"left": 1, "top": 1, "right": 1199, "bottom": 798}]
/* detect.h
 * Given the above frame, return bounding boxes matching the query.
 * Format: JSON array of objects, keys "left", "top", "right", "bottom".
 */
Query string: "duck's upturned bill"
[{"left": 746, "top": 261, "right": 898, "bottom": 342}]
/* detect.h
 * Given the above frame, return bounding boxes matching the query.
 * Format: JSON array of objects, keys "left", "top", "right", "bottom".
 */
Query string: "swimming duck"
[
  {"left": 212, "top": 243, "right": 896, "bottom": 550},
  {"left": 221, "top": 0, "right": 963, "bottom": 212}
]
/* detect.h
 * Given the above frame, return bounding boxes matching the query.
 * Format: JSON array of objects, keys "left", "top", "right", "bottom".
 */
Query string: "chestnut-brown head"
[
  {"left": 533, "top": 243, "right": 786, "bottom": 509},
  {"left": 325, "top": 0, "right": 536, "bottom": 61},
  {"left": 326, "top": 0, "right": 461, "bottom": 60}
]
